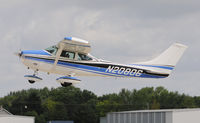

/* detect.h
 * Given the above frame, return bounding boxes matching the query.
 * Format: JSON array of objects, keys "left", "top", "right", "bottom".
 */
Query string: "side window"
[
  {"left": 61, "top": 51, "right": 75, "bottom": 59},
  {"left": 78, "top": 53, "right": 92, "bottom": 61}
]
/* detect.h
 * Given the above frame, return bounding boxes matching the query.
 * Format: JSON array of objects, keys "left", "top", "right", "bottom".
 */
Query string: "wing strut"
[{"left": 51, "top": 43, "right": 64, "bottom": 72}]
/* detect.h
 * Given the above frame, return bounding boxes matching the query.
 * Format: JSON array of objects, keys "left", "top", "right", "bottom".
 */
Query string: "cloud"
[{"left": 0, "top": 0, "right": 200, "bottom": 97}]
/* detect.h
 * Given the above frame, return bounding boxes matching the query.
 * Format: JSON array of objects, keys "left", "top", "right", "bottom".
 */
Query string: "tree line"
[{"left": 0, "top": 86, "right": 200, "bottom": 123}]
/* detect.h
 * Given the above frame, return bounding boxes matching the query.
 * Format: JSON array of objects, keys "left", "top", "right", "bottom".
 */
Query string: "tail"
[
  {"left": 134, "top": 43, "right": 187, "bottom": 76},
  {"left": 143, "top": 43, "right": 187, "bottom": 66}
]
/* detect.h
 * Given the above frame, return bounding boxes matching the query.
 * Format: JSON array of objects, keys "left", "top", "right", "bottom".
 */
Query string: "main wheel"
[
  {"left": 28, "top": 80, "right": 35, "bottom": 84},
  {"left": 61, "top": 82, "right": 72, "bottom": 87}
]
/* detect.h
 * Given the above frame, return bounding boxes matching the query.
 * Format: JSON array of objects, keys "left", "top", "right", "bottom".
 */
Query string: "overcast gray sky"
[{"left": 1, "top": 0, "right": 200, "bottom": 97}]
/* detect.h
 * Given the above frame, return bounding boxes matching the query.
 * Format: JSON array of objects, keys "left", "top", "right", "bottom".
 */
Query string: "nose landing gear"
[
  {"left": 61, "top": 82, "right": 72, "bottom": 87},
  {"left": 28, "top": 80, "right": 36, "bottom": 84},
  {"left": 24, "top": 70, "right": 42, "bottom": 84}
]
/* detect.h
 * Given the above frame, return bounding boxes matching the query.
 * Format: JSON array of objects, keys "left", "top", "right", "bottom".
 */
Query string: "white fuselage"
[{"left": 20, "top": 50, "right": 171, "bottom": 79}]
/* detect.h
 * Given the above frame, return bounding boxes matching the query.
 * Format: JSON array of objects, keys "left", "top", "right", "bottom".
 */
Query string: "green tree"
[{"left": 1, "top": 86, "right": 200, "bottom": 123}]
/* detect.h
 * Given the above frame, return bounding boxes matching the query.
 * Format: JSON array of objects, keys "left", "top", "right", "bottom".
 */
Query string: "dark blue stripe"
[
  {"left": 25, "top": 57, "right": 118, "bottom": 77},
  {"left": 25, "top": 57, "right": 166, "bottom": 78}
]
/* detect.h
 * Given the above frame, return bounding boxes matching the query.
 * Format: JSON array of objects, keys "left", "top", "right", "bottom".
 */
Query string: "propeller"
[{"left": 14, "top": 49, "right": 22, "bottom": 57}]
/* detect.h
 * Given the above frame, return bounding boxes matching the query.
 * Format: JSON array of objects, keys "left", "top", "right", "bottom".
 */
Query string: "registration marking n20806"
[{"left": 105, "top": 66, "right": 143, "bottom": 76}]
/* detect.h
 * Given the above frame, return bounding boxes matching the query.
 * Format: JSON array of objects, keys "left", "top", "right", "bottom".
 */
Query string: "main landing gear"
[
  {"left": 56, "top": 76, "right": 81, "bottom": 87},
  {"left": 24, "top": 70, "right": 80, "bottom": 87}
]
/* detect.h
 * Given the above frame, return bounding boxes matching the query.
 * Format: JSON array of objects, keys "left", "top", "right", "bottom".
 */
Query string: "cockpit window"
[
  {"left": 45, "top": 45, "right": 58, "bottom": 55},
  {"left": 77, "top": 53, "right": 93, "bottom": 61},
  {"left": 61, "top": 51, "right": 75, "bottom": 60}
]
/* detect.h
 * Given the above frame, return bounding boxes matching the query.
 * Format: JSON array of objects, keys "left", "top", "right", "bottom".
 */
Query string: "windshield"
[{"left": 45, "top": 45, "right": 58, "bottom": 55}]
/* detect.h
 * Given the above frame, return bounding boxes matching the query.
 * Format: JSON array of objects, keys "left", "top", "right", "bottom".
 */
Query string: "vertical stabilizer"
[{"left": 140, "top": 43, "right": 187, "bottom": 66}]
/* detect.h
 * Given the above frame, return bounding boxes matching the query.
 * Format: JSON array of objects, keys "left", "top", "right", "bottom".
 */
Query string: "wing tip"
[{"left": 64, "top": 37, "right": 72, "bottom": 40}]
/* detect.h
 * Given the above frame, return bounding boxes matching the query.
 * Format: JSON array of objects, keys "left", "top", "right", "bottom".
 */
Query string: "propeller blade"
[
  {"left": 14, "top": 52, "right": 19, "bottom": 56},
  {"left": 14, "top": 50, "right": 22, "bottom": 57}
]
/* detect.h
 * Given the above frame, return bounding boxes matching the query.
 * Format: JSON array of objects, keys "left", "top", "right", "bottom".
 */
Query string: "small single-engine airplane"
[{"left": 15, "top": 37, "right": 187, "bottom": 87}]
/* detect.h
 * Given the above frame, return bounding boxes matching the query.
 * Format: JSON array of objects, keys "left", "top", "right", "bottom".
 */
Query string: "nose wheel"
[
  {"left": 24, "top": 70, "right": 42, "bottom": 84},
  {"left": 28, "top": 80, "right": 35, "bottom": 84}
]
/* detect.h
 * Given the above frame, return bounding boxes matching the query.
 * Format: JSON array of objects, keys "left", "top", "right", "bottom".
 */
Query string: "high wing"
[
  {"left": 51, "top": 37, "right": 91, "bottom": 71},
  {"left": 58, "top": 37, "right": 91, "bottom": 54}
]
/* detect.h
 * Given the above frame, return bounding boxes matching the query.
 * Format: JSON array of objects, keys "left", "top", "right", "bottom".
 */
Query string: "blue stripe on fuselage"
[
  {"left": 24, "top": 56, "right": 166, "bottom": 78},
  {"left": 22, "top": 50, "right": 51, "bottom": 56},
  {"left": 24, "top": 56, "right": 118, "bottom": 77}
]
